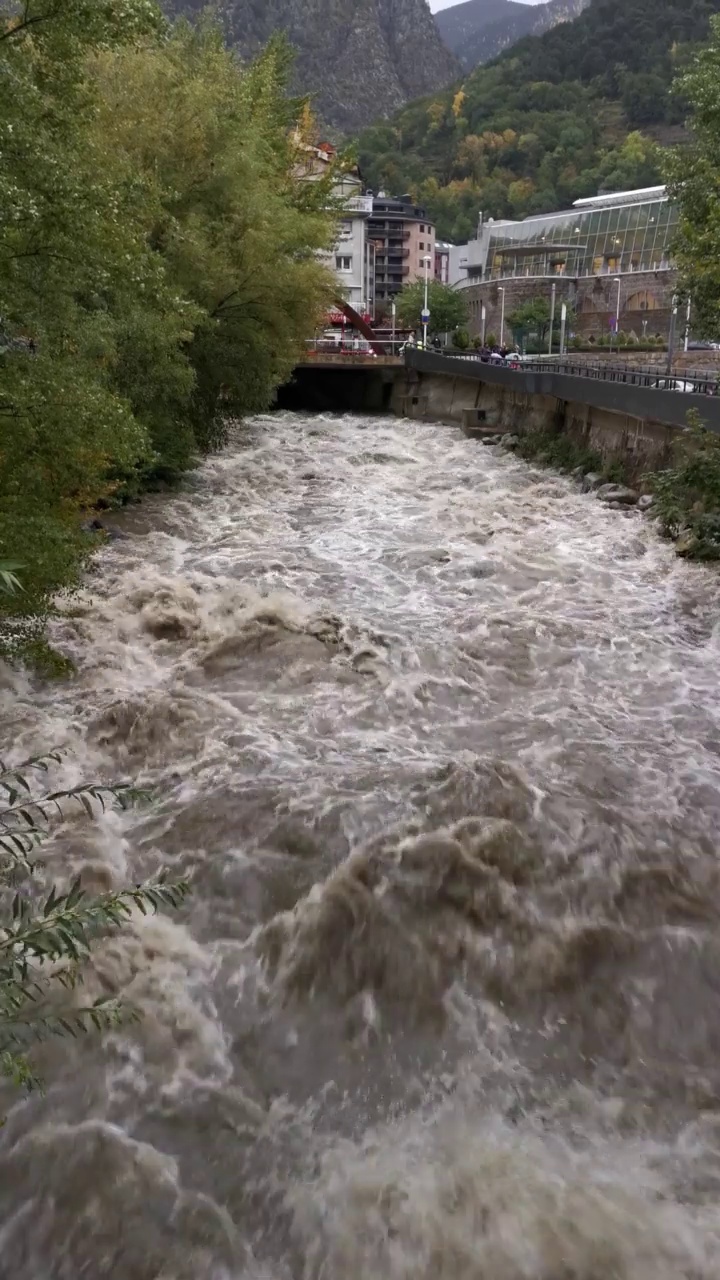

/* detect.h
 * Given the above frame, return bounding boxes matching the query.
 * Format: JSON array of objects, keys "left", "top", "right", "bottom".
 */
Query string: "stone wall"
[
  {"left": 391, "top": 358, "right": 684, "bottom": 482},
  {"left": 464, "top": 271, "right": 675, "bottom": 345}
]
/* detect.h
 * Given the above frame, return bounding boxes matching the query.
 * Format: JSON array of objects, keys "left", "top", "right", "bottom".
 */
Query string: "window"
[
  {"left": 339, "top": 219, "right": 353, "bottom": 236},
  {"left": 336, "top": 255, "right": 352, "bottom": 272},
  {"left": 419, "top": 241, "right": 424, "bottom": 250}
]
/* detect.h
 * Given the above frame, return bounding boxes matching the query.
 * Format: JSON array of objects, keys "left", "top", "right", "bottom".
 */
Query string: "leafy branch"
[{"left": 0, "top": 748, "right": 189, "bottom": 1097}]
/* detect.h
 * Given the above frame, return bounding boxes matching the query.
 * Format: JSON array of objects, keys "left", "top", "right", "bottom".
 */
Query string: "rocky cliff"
[
  {"left": 435, "top": 0, "right": 591, "bottom": 71},
  {"left": 163, "top": 0, "right": 459, "bottom": 134}
]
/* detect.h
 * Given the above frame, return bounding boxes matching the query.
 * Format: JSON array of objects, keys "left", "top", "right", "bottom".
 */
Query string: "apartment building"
[
  {"left": 329, "top": 171, "right": 374, "bottom": 316},
  {"left": 367, "top": 195, "right": 436, "bottom": 318}
]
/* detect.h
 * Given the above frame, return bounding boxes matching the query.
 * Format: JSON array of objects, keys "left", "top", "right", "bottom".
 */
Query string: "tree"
[
  {"left": 0, "top": 752, "right": 189, "bottom": 1096},
  {"left": 394, "top": 280, "right": 468, "bottom": 335},
  {"left": 0, "top": 5, "right": 336, "bottom": 651},
  {"left": 507, "top": 297, "right": 552, "bottom": 346},
  {"left": 666, "top": 15, "right": 720, "bottom": 338}
]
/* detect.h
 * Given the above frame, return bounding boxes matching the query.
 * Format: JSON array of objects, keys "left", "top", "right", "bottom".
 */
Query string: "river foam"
[{"left": 2, "top": 412, "right": 720, "bottom": 1277}]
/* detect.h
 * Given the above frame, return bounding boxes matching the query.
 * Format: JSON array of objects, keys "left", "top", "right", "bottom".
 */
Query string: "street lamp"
[
  {"left": 684, "top": 296, "right": 692, "bottom": 354},
  {"left": 422, "top": 254, "right": 432, "bottom": 349},
  {"left": 613, "top": 276, "right": 621, "bottom": 351},
  {"left": 498, "top": 285, "right": 505, "bottom": 347},
  {"left": 480, "top": 302, "right": 487, "bottom": 346},
  {"left": 548, "top": 281, "right": 557, "bottom": 356},
  {"left": 391, "top": 300, "right": 397, "bottom": 355}
]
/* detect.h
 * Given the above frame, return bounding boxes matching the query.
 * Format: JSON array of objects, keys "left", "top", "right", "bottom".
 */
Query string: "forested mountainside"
[
  {"left": 435, "top": 0, "right": 589, "bottom": 72},
  {"left": 361, "top": 0, "right": 720, "bottom": 242},
  {"left": 163, "top": 0, "right": 458, "bottom": 133}
]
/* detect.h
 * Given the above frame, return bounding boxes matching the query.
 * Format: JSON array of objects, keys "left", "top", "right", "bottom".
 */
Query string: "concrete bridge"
[{"left": 277, "top": 350, "right": 403, "bottom": 413}]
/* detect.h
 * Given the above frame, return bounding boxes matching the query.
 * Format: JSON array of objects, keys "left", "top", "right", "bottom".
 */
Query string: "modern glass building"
[{"left": 480, "top": 187, "right": 677, "bottom": 282}]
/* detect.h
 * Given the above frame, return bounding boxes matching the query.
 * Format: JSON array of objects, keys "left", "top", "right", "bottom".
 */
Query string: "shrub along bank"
[{"left": 0, "top": 2, "right": 336, "bottom": 652}]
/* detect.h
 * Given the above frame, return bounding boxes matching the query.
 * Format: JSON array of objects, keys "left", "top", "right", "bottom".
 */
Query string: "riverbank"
[{"left": 396, "top": 350, "right": 720, "bottom": 560}]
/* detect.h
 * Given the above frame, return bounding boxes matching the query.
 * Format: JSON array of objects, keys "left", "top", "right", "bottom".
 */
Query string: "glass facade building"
[{"left": 483, "top": 187, "right": 677, "bottom": 282}]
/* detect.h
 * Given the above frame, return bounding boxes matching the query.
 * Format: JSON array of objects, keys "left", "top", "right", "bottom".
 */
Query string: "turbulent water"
[{"left": 3, "top": 410, "right": 720, "bottom": 1278}]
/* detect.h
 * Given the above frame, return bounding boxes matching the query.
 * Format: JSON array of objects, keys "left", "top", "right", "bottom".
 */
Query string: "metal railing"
[{"left": 442, "top": 351, "right": 720, "bottom": 397}]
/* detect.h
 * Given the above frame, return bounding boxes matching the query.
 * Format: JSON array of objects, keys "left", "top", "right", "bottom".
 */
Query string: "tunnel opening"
[{"left": 275, "top": 366, "right": 399, "bottom": 414}]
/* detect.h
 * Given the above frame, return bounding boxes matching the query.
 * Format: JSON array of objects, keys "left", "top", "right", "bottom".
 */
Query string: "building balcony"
[{"left": 344, "top": 194, "right": 373, "bottom": 214}]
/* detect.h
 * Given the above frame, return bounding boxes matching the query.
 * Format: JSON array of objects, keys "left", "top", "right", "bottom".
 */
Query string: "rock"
[
  {"left": 582, "top": 472, "right": 604, "bottom": 491},
  {"left": 676, "top": 530, "right": 700, "bottom": 557},
  {"left": 162, "top": 0, "right": 459, "bottom": 136},
  {"left": 637, "top": 494, "right": 655, "bottom": 511},
  {"left": 468, "top": 561, "right": 495, "bottom": 579},
  {"left": 83, "top": 517, "right": 128, "bottom": 541},
  {"left": 463, "top": 424, "right": 499, "bottom": 440},
  {"left": 571, "top": 466, "right": 585, "bottom": 478},
  {"left": 500, "top": 434, "right": 520, "bottom": 449},
  {"left": 597, "top": 485, "right": 639, "bottom": 505}
]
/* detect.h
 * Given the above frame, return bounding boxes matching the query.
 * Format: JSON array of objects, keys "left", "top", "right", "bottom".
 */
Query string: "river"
[{"left": 2, "top": 410, "right": 720, "bottom": 1278}]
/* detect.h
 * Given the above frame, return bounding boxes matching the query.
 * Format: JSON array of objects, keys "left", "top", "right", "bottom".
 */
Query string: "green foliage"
[
  {"left": 453, "top": 328, "right": 471, "bottom": 350},
  {"left": 394, "top": 280, "right": 468, "bottom": 334},
  {"left": 358, "top": 0, "right": 720, "bottom": 240},
  {"left": 515, "top": 428, "right": 603, "bottom": 475},
  {"left": 508, "top": 297, "right": 551, "bottom": 345},
  {"left": 0, "top": 749, "right": 189, "bottom": 1097},
  {"left": 649, "top": 410, "right": 720, "bottom": 557},
  {"left": 0, "top": 4, "right": 335, "bottom": 648},
  {"left": 666, "top": 15, "right": 720, "bottom": 339}
]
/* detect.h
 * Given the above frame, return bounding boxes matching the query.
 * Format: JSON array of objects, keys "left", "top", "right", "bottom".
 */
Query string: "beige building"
[{"left": 367, "top": 195, "right": 435, "bottom": 319}]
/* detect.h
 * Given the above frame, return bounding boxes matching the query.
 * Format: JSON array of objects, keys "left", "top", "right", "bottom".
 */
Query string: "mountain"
[
  {"left": 360, "top": 0, "right": 720, "bottom": 241},
  {"left": 435, "top": 0, "right": 590, "bottom": 71},
  {"left": 162, "top": 0, "right": 459, "bottom": 134}
]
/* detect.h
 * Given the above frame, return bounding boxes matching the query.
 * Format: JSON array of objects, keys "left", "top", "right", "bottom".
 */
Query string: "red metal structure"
[{"left": 333, "top": 299, "right": 385, "bottom": 355}]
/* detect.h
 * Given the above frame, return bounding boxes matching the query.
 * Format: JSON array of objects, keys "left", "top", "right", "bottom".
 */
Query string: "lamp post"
[
  {"left": 559, "top": 302, "right": 568, "bottom": 358},
  {"left": 684, "top": 296, "right": 692, "bottom": 354},
  {"left": 422, "top": 254, "right": 432, "bottom": 349},
  {"left": 666, "top": 294, "right": 679, "bottom": 376},
  {"left": 614, "top": 276, "right": 621, "bottom": 352},
  {"left": 498, "top": 285, "right": 505, "bottom": 348},
  {"left": 481, "top": 302, "right": 487, "bottom": 346},
  {"left": 548, "top": 281, "right": 557, "bottom": 356}
]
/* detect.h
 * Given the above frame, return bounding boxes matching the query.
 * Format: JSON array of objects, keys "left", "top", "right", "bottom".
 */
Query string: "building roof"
[{"left": 572, "top": 186, "right": 667, "bottom": 210}]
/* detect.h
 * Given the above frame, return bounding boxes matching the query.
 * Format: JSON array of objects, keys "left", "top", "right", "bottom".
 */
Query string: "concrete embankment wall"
[{"left": 394, "top": 352, "right": 720, "bottom": 481}]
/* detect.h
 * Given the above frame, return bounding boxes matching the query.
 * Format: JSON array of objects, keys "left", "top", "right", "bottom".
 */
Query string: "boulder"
[
  {"left": 500, "top": 434, "right": 520, "bottom": 449},
  {"left": 637, "top": 494, "right": 655, "bottom": 511},
  {"left": 582, "top": 472, "right": 604, "bottom": 491},
  {"left": 597, "top": 485, "right": 639, "bottom": 506},
  {"left": 676, "top": 530, "right": 700, "bottom": 557},
  {"left": 571, "top": 465, "right": 585, "bottom": 478},
  {"left": 82, "top": 517, "right": 128, "bottom": 540}
]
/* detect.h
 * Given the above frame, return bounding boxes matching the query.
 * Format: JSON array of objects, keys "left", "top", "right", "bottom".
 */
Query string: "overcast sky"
[{"left": 430, "top": 0, "right": 543, "bottom": 9}]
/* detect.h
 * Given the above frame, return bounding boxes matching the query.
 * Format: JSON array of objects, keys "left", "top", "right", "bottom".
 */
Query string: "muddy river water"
[{"left": 2, "top": 411, "right": 720, "bottom": 1278}]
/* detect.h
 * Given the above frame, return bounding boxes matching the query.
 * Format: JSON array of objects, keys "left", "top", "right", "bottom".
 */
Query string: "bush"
[
  {"left": 485, "top": 331, "right": 498, "bottom": 348},
  {"left": 649, "top": 409, "right": 720, "bottom": 558},
  {"left": 515, "top": 429, "right": 603, "bottom": 474},
  {"left": 453, "top": 328, "right": 470, "bottom": 350}
]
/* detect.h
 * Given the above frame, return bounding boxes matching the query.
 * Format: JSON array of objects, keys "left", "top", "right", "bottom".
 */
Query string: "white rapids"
[{"left": 2, "top": 411, "right": 720, "bottom": 1279}]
